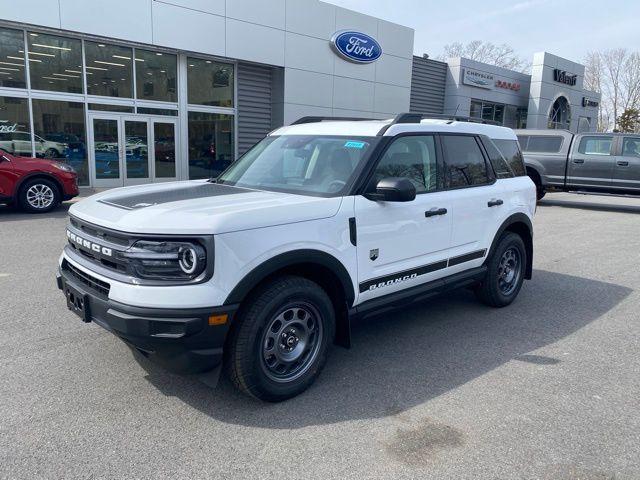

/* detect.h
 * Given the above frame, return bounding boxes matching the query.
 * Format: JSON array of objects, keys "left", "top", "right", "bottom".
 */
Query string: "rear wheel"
[
  {"left": 527, "top": 168, "right": 545, "bottom": 200},
  {"left": 18, "top": 178, "right": 60, "bottom": 213},
  {"left": 476, "top": 232, "right": 526, "bottom": 307},
  {"left": 225, "top": 275, "right": 334, "bottom": 402}
]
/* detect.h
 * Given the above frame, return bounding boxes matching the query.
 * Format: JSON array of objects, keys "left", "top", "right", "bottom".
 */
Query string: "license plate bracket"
[{"left": 64, "top": 282, "right": 91, "bottom": 323}]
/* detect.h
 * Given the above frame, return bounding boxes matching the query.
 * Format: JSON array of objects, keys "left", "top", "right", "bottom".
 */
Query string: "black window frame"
[{"left": 439, "top": 133, "right": 496, "bottom": 190}]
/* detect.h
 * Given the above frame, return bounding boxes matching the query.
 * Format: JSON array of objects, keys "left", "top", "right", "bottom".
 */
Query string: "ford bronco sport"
[{"left": 56, "top": 114, "right": 536, "bottom": 401}]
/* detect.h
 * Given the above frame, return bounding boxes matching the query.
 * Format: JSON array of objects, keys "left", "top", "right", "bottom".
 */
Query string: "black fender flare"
[
  {"left": 224, "top": 249, "right": 355, "bottom": 307},
  {"left": 486, "top": 213, "right": 534, "bottom": 279}
]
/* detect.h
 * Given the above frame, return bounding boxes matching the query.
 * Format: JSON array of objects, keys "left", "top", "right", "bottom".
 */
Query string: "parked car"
[
  {"left": 56, "top": 114, "right": 536, "bottom": 401},
  {"left": 0, "top": 151, "right": 79, "bottom": 213},
  {"left": 0, "top": 130, "right": 69, "bottom": 159},
  {"left": 516, "top": 129, "right": 640, "bottom": 199}
]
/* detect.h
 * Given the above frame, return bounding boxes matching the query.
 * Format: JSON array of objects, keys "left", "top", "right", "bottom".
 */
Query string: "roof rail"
[
  {"left": 290, "top": 116, "right": 376, "bottom": 125},
  {"left": 376, "top": 112, "right": 501, "bottom": 135}
]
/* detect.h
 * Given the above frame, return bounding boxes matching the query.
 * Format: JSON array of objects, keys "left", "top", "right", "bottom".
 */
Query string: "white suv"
[{"left": 56, "top": 114, "right": 536, "bottom": 401}]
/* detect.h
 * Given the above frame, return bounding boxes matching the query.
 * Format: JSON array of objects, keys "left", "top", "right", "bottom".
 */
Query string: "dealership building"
[{"left": 0, "top": 0, "right": 599, "bottom": 187}]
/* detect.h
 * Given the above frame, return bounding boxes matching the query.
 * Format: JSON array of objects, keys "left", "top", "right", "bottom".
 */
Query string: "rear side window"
[
  {"left": 578, "top": 136, "right": 613, "bottom": 155},
  {"left": 481, "top": 138, "right": 513, "bottom": 179},
  {"left": 517, "top": 135, "right": 529, "bottom": 150},
  {"left": 622, "top": 137, "right": 640, "bottom": 157},
  {"left": 441, "top": 135, "right": 490, "bottom": 188},
  {"left": 493, "top": 139, "right": 526, "bottom": 177},
  {"left": 524, "top": 136, "right": 563, "bottom": 153}
]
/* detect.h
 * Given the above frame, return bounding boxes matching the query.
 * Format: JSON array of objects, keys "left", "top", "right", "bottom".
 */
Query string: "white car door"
[
  {"left": 354, "top": 134, "right": 453, "bottom": 303},
  {"left": 440, "top": 134, "right": 504, "bottom": 274}
]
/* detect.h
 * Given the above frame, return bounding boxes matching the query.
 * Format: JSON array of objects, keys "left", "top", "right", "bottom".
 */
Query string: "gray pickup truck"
[{"left": 515, "top": 129, "right": 640, "bottom": 200}]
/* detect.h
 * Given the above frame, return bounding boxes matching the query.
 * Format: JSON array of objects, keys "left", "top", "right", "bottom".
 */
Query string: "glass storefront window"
[
  {"left": 135, "top": 49, "right": 177, "bottom": 102},
  {"left": 85, "top": 41, "right": 133, "bottom": 98},
  {"left": 471, "top": 99, "right": 508, "bottom": 125},
  {"left": 32, "top": 99, "right": 88, "bottom": 185},
  {"left": 154, "top": 122, "right": 176, "bottom": 178},
  {"left": 88, "top": 103, "right": 134, "bottom": 113},
  {"left": 0, "top": 27, "right": 26, "bottom": 89},
  {"left": 137, "top": 107, "right": 178, "bottom": 116},
  {"left": 188, "top": 111, "right": 234, "bottom": 179},
  {"left": 27, "top": 32, "right": 83, "bottom": 93},
  {"left": 187, "top": 58, "right": 234, "bottom": 107},
  {"left": 0, "top": 96, "right": 32, "bottom": 156}
]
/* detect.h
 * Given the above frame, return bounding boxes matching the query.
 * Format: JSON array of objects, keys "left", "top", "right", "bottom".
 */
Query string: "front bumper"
[{"left": 57, "top": 265, "right": 238, "bottom": 375}]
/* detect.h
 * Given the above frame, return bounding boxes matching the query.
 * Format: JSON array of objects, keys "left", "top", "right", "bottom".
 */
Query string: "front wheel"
[
  {"left": 476, "top": 232, "right": 526, "bottom": 307},
  {"left": 18, "top": 178, "right": 60, "bottom": 213},
  {"left": 225, "top": 275, "right": 335, "bottom": 402}
]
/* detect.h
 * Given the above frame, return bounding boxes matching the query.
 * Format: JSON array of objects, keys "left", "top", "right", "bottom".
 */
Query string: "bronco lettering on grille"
[{"left": 66, "top": 230, "right": 113, "bottom": 257}]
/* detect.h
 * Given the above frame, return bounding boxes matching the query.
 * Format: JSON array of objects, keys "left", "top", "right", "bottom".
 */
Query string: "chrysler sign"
[
  {"left": 462, "top": 69, "right": 494, "bottom": 89},
  {"left": 331, "top": 31, "right": 382, "bottom": 64}
]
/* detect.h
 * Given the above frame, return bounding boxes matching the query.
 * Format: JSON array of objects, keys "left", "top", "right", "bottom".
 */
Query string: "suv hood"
[{"left": 69, "top": 181, "right": 343, "bottom": 235}]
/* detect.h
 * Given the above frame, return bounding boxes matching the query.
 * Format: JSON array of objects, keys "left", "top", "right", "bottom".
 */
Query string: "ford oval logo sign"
[{"left": 331, "top": 31, "right": 382, "bottom": 64}]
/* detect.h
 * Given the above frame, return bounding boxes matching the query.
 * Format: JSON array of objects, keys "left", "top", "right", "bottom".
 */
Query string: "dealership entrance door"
[{"left": 88, "top": 113, "right": 179, "bottom": 188}]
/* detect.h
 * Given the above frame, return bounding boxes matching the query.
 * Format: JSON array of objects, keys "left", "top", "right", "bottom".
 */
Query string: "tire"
[
  {"left": 526, "top": 169, "right": 545, "bottom": 201},
  {"left": 475, "top": 232, "right": 527, "bottom": 308},
  {"left": 225, "top": 275, "right": 335, "bottom": 402},
  {"left": 18, "top": 178, "right": 61, "bottom": 213},
  {"left": 44, "top": 148, "right": 59, "bottom": 159}
]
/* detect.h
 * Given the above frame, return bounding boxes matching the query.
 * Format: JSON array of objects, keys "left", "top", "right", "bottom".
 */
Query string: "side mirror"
[{"left": 364, "top": 177, "right": 416, "bottom": 202}]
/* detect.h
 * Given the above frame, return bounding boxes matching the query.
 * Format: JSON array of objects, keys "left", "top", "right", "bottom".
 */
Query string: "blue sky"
[{"left": 325, "top": 0, "right": 640, "bottom": 63}]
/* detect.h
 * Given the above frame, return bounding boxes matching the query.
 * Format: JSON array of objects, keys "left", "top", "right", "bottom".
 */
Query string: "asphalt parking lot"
[{"left": 1, "top": 192, "right": 639, "bottom": 479}]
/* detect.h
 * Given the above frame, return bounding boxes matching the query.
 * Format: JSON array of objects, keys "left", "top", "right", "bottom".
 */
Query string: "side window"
[
  {"left": 481, "top": 137, "right": 513, "bottom": 179},
  {"left": 372, "top": 136, "right": 438, "bottom": 194},
  {"left": 493, "top": 139, "right": 526, "bottom": 177},
  {"left": 442, "top": 135, "right": 490, "bottom": 188},
  {"left": 525, "top": 136, "right": 563, "bottom": 153},
  {"left": 516, "top": 135, "right": 529, "bottom": 151},
  {"left": 621, "top": 138, "right": 640, "bottom": 158},
  {"left": 578, "top": 136, "right": 613, "bottom": 155}
]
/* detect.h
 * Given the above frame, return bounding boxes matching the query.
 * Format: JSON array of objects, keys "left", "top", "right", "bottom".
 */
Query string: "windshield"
[{"left": 217, "top": 135, "right": 380, "bottom": 196}]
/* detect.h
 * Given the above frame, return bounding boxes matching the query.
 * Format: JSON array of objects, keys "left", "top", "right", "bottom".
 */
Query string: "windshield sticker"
[{"left": 344, "top": 141, "right": 366, "bottom": 149}]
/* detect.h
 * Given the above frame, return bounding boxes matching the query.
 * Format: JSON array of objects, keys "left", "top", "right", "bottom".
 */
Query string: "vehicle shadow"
[
  {"left": 0, "top": 202, "right": 72, "bottom": 222},
  {"left": 539, "top": 197, "right": 640, "bottom": 215},
  {"left": 134, "top": 269, "right": 631, "bottom": 428}
]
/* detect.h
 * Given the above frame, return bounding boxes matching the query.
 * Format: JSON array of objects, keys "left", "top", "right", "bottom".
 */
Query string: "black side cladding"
[{"left": 98, "top": 183, "right": 252, "bottom": 210}]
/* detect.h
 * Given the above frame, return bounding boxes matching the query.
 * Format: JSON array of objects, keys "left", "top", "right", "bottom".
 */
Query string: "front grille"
[
  {"left": 63, "top": 260, "right": 111, "bottom": 297},
  {"left": 67, "top": 216, "right": 131, "bottom": 274}
]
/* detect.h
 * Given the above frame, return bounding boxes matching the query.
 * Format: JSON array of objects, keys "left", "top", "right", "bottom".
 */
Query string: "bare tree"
[
  {"left": 587, "top": 49, "right": 640, "bottom": 131},
  {"left": 438, "top": 41, "right": 528, "bottom": 72},
  {"left": 584, "top": 51, "right": 610, "bottom": 132}
]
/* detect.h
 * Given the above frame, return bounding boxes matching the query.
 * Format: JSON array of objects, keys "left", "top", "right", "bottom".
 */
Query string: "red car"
[{"left": 0, "top": 151, "right": 79, "bottom": 213}]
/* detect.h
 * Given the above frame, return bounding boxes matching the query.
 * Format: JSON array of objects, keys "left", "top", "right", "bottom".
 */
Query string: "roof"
[{"left": 272, "top": 117, "right": 517, "bottom": 140}]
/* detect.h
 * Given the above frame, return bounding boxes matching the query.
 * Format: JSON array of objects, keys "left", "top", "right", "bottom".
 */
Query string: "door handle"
[
  {"left": 425, "top": 207, "right": 448, "bottom": 218},
  {"left": 617, "top": 160, "right": 630, "bottom": 167},
  {"left": 487, "top": 199, "right": 503, "bottom": 207},
  {"left": 573, "top": 158, "right": 585, "bottom": 164}
]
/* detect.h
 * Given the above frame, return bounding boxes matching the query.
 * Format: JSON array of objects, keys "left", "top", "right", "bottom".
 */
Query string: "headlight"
[
  {"left": 119, "top": 240, "right": 207, "bottom": 281},
  {"left": 52, "top": 162, "right": 75, "bottom": 173}
]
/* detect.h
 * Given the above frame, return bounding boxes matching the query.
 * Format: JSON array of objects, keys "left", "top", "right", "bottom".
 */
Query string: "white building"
[
  {"left": 0, "top": 0, "right": 600, "bottom": 188},
  {"left": 0, "top": 0, "right": 414, "bottom": 187}
]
